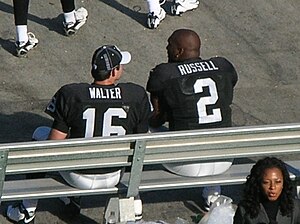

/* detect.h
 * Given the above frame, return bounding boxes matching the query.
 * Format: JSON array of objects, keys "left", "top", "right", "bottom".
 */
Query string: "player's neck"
[{"left": 93, "top": 79, "right": 115, "bottom": 86}]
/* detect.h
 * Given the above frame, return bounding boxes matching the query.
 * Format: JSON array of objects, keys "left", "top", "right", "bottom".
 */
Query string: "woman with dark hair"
[{"left": 234, "top": 157, "right": 300, "bottom": 224}]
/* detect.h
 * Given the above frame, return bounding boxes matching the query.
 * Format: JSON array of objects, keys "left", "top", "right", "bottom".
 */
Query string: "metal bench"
[{"left": 1, "top": 123, "right": 300, "bottom": 223}]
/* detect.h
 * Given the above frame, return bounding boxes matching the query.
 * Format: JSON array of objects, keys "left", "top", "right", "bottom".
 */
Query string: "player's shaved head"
[
  {"left": 173, "top": 29, "right": 201, "bottom": 52},
  {"left": 167, "top": 29, "right": 201, "bottom": 62}
]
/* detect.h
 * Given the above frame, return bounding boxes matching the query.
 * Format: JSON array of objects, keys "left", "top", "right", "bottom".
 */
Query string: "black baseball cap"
[{"left": 92, "top": 45, "right": 131, "bottom": 72}]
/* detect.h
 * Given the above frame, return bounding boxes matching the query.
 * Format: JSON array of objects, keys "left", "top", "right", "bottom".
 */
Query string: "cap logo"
[{"left": 103, "top": 53, "right": 112, "bottom": 71}]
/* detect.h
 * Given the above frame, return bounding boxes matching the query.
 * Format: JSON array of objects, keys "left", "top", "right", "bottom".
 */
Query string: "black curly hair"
[{"left": 241, "top": 157, "right": 294, "bottom": 218}]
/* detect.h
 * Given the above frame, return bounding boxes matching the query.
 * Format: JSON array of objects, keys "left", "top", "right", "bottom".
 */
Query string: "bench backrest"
[
  {"left": 1, "top": 123, "right": 300, "bottom": 199},
  {"left": 143, "top": 123, "right": 300, "bottom": 164}
]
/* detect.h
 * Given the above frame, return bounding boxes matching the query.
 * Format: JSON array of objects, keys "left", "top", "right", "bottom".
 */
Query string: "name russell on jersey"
[
  {"left": 89, "top": 87, "right": 122, "bottom": 99},
  {"left": 178, "top": 60, "right": 219, "bottom": 75}
]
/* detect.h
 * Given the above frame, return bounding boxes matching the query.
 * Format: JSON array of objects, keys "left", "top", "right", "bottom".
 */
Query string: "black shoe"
[
  {"left": 60, "top": 197, "right": 81, "bottom": 218},
  {"left": 198, "top": 196, "right": 210, "bottom": 213}
]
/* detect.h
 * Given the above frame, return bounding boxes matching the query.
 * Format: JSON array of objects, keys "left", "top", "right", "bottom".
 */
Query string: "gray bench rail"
[{"left": 1, "top": 123, "right": 300, "bottom": 221}]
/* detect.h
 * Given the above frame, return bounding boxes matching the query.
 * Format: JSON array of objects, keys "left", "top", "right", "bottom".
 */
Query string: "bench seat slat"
[
  {"left": 0, "top": 163, "right": 254, "bottom": 201},
  {"left": 2, "top": 178, "right": 121, "bottom": 201},
  {"left": 1, "top": 162, "right": 299, "bottom": 202}
]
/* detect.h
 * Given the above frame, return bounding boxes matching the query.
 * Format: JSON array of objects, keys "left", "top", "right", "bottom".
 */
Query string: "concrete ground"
[{"left": 0, "top": 0, "right": 299, "bottom": 223}]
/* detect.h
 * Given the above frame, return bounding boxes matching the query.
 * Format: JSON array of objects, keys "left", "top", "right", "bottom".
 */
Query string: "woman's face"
[{"left": 261, "top": 167, "right": 284, "bottom": 201}]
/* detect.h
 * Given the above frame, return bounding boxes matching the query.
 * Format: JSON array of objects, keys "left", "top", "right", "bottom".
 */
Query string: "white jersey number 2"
[
  {"left": 83, "top": 108, "right": 126, "bottom": 137},
  {"left": 193, "top": 78, "right": 222, "bottom": 124}
]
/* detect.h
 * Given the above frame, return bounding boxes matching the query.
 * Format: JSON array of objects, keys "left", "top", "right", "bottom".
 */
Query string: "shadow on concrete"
[
  {"left": 0, "top": 1, "right": 13, "bottom": 14},
  {"left": 0, "top": 111, "right": 52, "bottom": 143},
  {"left": 0, "top": 198, "right": 100, "bottom": 224},
  {"left": 99, "top": 0, "right": 147, "bottom": 27},
  {"left": 0, "top": 37, "right": 16, "bottom": 57},
  {"left": 0, "top": 1, "right": 65, "bottom": 35}
]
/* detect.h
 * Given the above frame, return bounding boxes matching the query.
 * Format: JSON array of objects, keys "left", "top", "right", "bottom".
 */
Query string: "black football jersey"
[
  {"left": 45, "top": 82, "right": 151, "bottom": 138},
  {"left": 146, "top": 57, "right": 238, "bottom": 131}
]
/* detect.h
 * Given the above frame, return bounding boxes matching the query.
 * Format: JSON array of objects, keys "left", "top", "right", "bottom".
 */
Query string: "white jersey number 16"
[{"left": 83, "top": 108, "right": 126, "bottom": 137}]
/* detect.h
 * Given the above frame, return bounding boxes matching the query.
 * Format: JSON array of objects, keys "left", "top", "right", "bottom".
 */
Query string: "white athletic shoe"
[
  {"left": 159, "top": 0, "right": 166, "bottom": 5},
  {"left": 6, "top": 203, "right": 36, "bottom": 224},
  {"left": 63, "top": 7, "right": 88, "bottom": 36},
  {"left": 147, "top": 7, "right": 166, "bottom": 29},
  {"left": 15, "top": 32, "right": 38, "bottom": 57},
  {"left": 200, "top": 186, "right": 221, "bottom": 212},
  {"left": 134, "top": 199, "right": 143, "bottom": 221},
  {"left": 171, "top": 0, "right": 199, "bottom": 16}
]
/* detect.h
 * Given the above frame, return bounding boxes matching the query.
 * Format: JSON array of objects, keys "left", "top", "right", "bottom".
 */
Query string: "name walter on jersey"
[
  {"left": 178, "top": 60, "right": 219, "bottom": 75},
  {"left": 89, "top": 87, "right": 122, "bottom": 99}
]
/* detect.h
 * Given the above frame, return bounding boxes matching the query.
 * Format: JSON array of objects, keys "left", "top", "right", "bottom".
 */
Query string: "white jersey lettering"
[
  {"left": 177, "top": 60, "right": 219, "bottom": 75},
  {"left": 89, "top": 87, "right": 122, "bottom": 99}
]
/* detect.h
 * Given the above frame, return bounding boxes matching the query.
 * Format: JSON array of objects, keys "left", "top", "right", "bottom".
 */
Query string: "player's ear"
[
  {"left": 111, "top": 66, "right": 119, "bottom": 77},
  {"left": 111, "top": 69, "right": 115, "bottom": 77},
  {"left": 178, "top": 48, "right": 184, "bottom": 57}
]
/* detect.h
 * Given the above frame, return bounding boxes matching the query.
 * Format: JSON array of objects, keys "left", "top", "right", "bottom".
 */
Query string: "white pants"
[
  {"left": 33, "top": 126, "right": 122, "bottom": 190},
  {"left": 149, "top": 126, "right": 232, "bottom": 201},
  {"left": 163, "top": 160, "right": 233, "bottom": 177},
  {"left": 147, "top": 0, "right": 161, "bottom": 14},
  {"left": 59, "top": 170, "right": 121, "bottom": 190},
  {"left": 149, "top": 126, "right": 233, "bottom": 177},
  {"left": 163, "top": 161, "right": 231, "bottom": 201},
  {"left": 23, "top": 126, "right": 122, "bottom": 212}
]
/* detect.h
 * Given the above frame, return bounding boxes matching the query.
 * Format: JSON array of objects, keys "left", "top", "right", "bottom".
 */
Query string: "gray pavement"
[{"left": 0, "top": 0, "right": 299, "bottom": 223}]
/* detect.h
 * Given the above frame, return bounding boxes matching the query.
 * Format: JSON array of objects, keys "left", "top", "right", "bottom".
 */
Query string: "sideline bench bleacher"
[{"left": 1, "top": 123, "right": 300, "bottom": 223}]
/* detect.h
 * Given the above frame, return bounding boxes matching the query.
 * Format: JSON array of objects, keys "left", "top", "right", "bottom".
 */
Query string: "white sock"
[
  {"left": 147, "top": 0, "right": 161, "bottom": 15},
  {"left": 16, "top": 25, "right": 28, "bottom": 43},
  {"left": 64, "top": 10, "right": 76, "bottom": 24},
  {"left": 202, "top": 185, "right": 221, "bottom": 203}
]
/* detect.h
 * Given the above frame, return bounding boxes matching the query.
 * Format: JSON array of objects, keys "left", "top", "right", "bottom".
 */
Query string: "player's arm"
[
  {"left": 48, "top": 128, "right": 68, "bottom": 140},
  {"left": 149, "top": 92, "right": 168, "bottom": 128},
  {"left": 215, "top": 57, "right": 238, "bottom": 87},
  {"left": 48, "top": 119, "right": 69, "bottom": 140},
  {"left": 224, "top": 57, "right": 238, "bottom": 87},
  {"left": 146, "top": 66, "right": 168, "bottom": 128},
  {"left": 135, "top": 89, "right": 152, "bottom": 133},
  {"left": 45, "top": 86, "right": 70, "bottom": 140}
]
